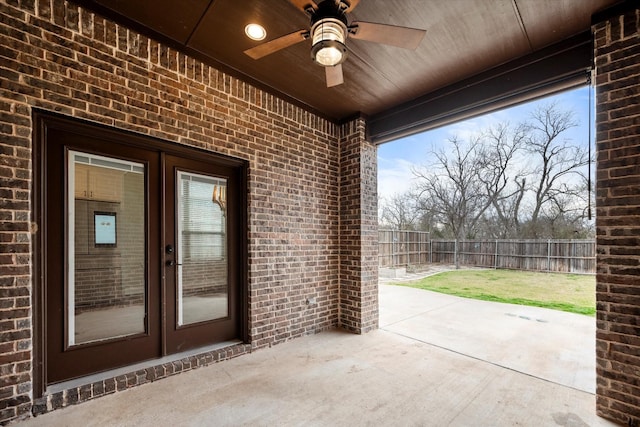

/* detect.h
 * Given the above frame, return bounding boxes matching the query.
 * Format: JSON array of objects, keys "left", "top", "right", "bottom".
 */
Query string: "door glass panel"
[
  {"left": 68, "top": 151, "right": 146, "bottom": 345},
  {"left": 177, "top": 171, "right": 228, "bottom": 325}
]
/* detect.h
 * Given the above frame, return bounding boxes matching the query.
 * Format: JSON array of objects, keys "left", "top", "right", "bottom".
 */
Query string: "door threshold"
[{"left": 45, "top": 340, "right": 245, "bottom": 396}]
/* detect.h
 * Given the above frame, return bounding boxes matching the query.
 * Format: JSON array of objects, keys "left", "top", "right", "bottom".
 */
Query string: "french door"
[
  {"left": 39, "top": 114, "right": 245, "bottom": 386},
  {"left": 163, "top": 155, "right": 241, "bottom": 352}
]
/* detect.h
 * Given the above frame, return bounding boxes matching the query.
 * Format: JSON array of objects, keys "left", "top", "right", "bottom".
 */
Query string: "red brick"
[
  {"left": 595, "top": 4, "right": 640, "bottom": 425},
  {"left": 0, "top": 0, "right": 350, "bottom": 423}
]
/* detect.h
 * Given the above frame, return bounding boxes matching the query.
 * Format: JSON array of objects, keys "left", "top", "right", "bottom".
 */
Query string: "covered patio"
[
  {"left": 1, "top": 0, "right": 639, "bottom": 425},
  {"left": 19, "top": 285, "right": 615, "bottom": 426}
]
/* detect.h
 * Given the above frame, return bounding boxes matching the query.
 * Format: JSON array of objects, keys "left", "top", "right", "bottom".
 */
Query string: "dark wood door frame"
[
  {"left": 32, "top": 110, "right": 249, "bottom": 396},
  {"left": 163, "top": 154, "right": 242, "bottom": 353},
  {"left": 44, "top": 130, "right": 162, "bottom": 384}
]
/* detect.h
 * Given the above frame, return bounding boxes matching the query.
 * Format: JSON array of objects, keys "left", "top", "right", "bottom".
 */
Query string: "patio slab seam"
[{"left": 380, "top": 327, "right": 596, "bottom": 396}]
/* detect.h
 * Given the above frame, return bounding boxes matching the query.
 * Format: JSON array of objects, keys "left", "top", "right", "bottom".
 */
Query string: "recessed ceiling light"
[{"left": 245, "top": 24, "right": 266, "bottom": 41}]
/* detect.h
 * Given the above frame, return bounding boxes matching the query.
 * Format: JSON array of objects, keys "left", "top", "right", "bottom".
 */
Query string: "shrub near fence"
[{"left": 378, "top": 231, "right": 596, "bottom": 275}]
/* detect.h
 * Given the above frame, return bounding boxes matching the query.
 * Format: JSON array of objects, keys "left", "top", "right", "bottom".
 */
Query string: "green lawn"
[{"left": 392, "top": 269, "right": 596, "bottom": 316}]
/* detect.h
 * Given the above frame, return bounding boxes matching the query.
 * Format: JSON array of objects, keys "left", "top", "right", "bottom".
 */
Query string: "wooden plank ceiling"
[{"left": 72, "top": 0, "right": 619, "bottom": 122}]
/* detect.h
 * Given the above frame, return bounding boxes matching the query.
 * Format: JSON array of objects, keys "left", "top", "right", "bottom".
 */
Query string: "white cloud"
[
  {"left": 377, "top": 157, "right": 418, "bottom": 201},
  {"left": 375, "top": 87, "right": 593, "bottom": 210},
  {"left": 442, "top": 108, "right": 522, "bottom": 142}
]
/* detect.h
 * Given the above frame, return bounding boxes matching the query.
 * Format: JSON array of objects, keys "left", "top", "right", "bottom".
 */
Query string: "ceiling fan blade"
[
  {"left": 244, "top": 30, "right": 309, "bottom": 60},
  {"left": 349, "top": 22, "right": 426, "bottom": 50},
  {"left": 325, "top": 64, "right": 344, "bottom": 88},
  {"left": 288, "top": 0, "right": 317, "bottom": 14},
  {"left": 342, "top": 0, "right": 360, "bottom": 13}
]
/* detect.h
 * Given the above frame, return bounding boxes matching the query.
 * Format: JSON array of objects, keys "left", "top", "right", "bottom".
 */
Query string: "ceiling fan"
[{"left": 244, "top": 0, "right": 427, "bottom": 87}]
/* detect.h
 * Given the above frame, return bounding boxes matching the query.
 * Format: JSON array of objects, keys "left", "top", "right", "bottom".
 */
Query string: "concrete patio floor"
[{"left": 19, "top": 281, "right": 615, "bottom": 426}]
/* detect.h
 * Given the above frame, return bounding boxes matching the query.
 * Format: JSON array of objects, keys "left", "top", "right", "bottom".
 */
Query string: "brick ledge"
[{"left": 31, "top": 342, "right": 251, "bottom": 418}]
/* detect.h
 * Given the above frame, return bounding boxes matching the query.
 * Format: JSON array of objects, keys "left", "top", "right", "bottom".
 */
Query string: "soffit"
[{"left": 73, "top": 0, "right": 620, "bottom": 121}]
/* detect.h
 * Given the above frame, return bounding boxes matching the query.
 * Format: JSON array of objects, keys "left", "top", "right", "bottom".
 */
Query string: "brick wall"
[
  {"left": 593, "top": 4, "right": 640, "bottom": 426},
  {"left": 339, "top": 118, "right": 379, "bottom": 333},
  {"left": 0, "top": 0, "right": 375, "bottom": 423},
  {"left": 181, "top": 260, "right": 227, "bottom": 297}
]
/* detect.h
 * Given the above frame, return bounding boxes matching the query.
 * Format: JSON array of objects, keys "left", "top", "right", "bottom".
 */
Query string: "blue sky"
[{"left": 377, "top": 86, "right": 594, "bottom": 201}]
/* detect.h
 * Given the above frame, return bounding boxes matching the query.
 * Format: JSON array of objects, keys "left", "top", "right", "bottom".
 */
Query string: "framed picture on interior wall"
[{"left": 94, "top": 211, "right": 117, "bottom": 247}]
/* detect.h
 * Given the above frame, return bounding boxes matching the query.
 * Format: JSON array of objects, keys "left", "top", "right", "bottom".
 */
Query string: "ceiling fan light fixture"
[
  {"left": 245, "top": 23, "right": 267, "bottom": 41},
  {"left": 311, "top": 18, "right": 347, "bottom": 66}
]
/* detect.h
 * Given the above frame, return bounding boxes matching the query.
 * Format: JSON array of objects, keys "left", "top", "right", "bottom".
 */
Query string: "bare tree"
[
  {"left": 413, "top": 136, "right": 491, "bottom": 238},
  {"left": 379, "top": 192, "right": 421, "bottom": 230},
  {"left": 476, "top": 122, "right": 528, "bottom": 237},
  {"left": 406, "top": 102, "right": 592, "bottom": 239},
  {"left": 515, "top": 102, "right": 590, "bottom": 237}
]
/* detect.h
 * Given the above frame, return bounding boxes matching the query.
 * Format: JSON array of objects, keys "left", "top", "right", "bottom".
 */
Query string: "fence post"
[
  {"left": 392, "top": 230, "right": 396, "bottom": 267},
  {"left": 455, "top": 239, "right": 459, "bottom": 269},
  {"left": 404, "top": 231, "right": 411, "bottom": 267},
  {"left": 429, "top": 239, "right": 432, "bottom": 264},
  {"left": 547, "top": 239, "right": 551, "bottom": 272},
  {"left": 494, "top": 239, "right": 498, "bottom": 269}
]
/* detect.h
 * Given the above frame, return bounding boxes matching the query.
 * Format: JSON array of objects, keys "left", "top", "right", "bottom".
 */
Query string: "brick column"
[
  {"left": 0, "top": 101, "right": 33, "bottom": 421},
  {"left": 593, "top": 3, "right": 640, "bottom": 425},
  {"left": 339, "top": 117, "right": 378, "bottom": 334}
]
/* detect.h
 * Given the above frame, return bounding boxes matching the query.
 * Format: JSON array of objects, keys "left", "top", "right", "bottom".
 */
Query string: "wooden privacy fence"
[
  {"left": 378, "top": 232, "right": 596, "bottom": 275},
  {"left": 430, "top": 239, "right": 596, "bottom": 274},
  {"left": 378, "top": 230, "right": 431, "bottom": 268}
]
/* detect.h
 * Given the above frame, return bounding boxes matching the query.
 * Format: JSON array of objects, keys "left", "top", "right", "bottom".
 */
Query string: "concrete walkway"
[
  {"left": 19, "top": 275, "right": 615, "bottom": 426},
  {"left": 380, "top": 283, "right": 596, "bottom": 394}
]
